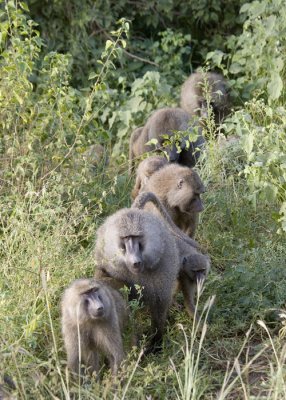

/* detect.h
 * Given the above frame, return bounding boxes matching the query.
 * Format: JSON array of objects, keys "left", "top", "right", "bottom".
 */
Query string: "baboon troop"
[
  {"left": 60, "top": 70, "right": 224, "bottom": 381},
  {"left": 180, "top": 71, "right": 230, "bottom": 125},
  {"left": 61, "top": 278, "right": 128, "bottom": 377}
]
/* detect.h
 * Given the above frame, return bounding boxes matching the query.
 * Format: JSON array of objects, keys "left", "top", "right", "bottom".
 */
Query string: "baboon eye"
[
  {"left": 139, "top": 242, "right": 143, "bottom": 252},
  {"left": 177, "top": 179, "right": 184, "bottom": 189},
  {"left": 120, "top": 242, "right": 126, "bottom": 252},
  {"left": 182, "top": 257, "right": 187, "bottom": 265}
]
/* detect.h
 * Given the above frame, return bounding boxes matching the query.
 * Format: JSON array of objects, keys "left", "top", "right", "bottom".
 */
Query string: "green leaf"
[
  {"left": 240, "top": 3, "right": 250, "bottom": 13},
  {"left": 88, "top": 72, "right": 97, "bottom": 80},
  {"left": 263, "top": 183, "right": 278, "bottom": 203},
  {"left": 267, "top": 73, "right": 283, "bottom": 101},
  {"left": 242, "top": 132, "right": 254, "bottom": 158},
  {"left": 229, "top": 62, "right": 243, "bottom": 74},
  {"left": 146, "top": 138, "right": 158, "bottom": 146},
  {"left": 19, "top": 2, "right": 29, "bottom": 11},
  {"left": 105, "top": 40, "right": 113, "bottom": 51}
]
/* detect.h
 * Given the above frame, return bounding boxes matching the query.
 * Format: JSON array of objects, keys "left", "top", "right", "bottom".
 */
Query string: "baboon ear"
[{"left": 177, "top": 178, "right": 184, "bottom": 189}]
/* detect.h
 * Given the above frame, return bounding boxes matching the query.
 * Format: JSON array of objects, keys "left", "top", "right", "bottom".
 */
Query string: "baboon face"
[
  {"left": 81, "top": 286, "right": 111, "bottom": 320},
  {"left": 168, "top": 171, "right": 205, "bottom": 214},
  {"left": 198, "top": 79, "right": 229, "bottom": 124},
  {"left": 155, "top": 138, "right": 179, "bottom": 163},
  {"left": 182, "top": 256, "right": 208, "bottom": 282},
  {"left": 119, "top": 235, "right": 144, "bottom": 274}
]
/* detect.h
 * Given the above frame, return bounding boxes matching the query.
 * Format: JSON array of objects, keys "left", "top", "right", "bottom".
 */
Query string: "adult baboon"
[
  {"left": 129, "top": 108, "right": 205, "bottom": 170},
  {"left": 132, "top": 191, "right": 209, "bottom": 318},
  {"left": 94, "top": 207, "right": 180, "bottom": 352},
  {"left": 180, "top": 71, "right": 230, "bottom": 125},
  {"left": 142, "top": 164, "right": 205, "bottom": 238},
  {"left": 61, "top": 278, "right": 128, "bottom": 377},
  {"left": 131, "top": 156, "right": 168, "bottom": 200}
]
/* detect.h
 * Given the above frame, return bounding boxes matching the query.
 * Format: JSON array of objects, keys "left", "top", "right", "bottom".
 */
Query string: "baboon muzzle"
[{"left": 124, "top": 237, "right": 143, "bottom": 273}]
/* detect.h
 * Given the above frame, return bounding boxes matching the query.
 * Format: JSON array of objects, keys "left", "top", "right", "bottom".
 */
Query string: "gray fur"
[
  {"left": 94, "top": 207, "right": 179, "bottom": 351},
  {"left": 180, "top": 71, "right": 230, "bottom": 125},
  {"left": 132, "top": 191, "right": 210, "bottom": 319},
  {"left": 61, "top": 278, "right": 128, "bottom": 377},
  {"left": 129, "top": 108, "right": 205, "bottom": 169},
  {"left": 131, "top": 156, "right": 168, "bottom": 200},
  {"left": 142, "top": 164, "right": 205, "bottom": 238}
]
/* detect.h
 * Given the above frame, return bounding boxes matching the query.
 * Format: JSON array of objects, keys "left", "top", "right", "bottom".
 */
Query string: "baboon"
[
  {"left": 61, "top": 278, "right": 128, "bottom": 377},
  {"left": 131, "top": 156, "right": 168, "bottom": 200},
  {"left": 83, "top": 144, "right": 108, "bottom": 169},
  {"left": 180, "top": 71, "right": 230, "bottom": 125},
  {"left": 94, "top": 206, "right": 180, "bottom": 352},
  {"left": 0, "top": 375, "right": 15, "bottom": 400},
  {"left": 129, "top": 108, "right": 205, "bottom": 171},
  {"left": 142, "top": 164, "right": 205, "bottom": 238},
  {"left": 131, "top": 191, "right": 200, "bottom": 249},
  {"left": 129, "top": 127, "right": 144, "bottom": 174},
  {"left": 132, "top": 191, "right": 209, "bottom": 318},
  {"left": 177, "top": 242, "right": 211, "bottom": 318}
]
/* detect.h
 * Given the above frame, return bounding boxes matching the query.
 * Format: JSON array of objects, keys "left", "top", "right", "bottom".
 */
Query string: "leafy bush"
[
  {"left": 207, "top": 0, "right": 286, "bottom": 102},
  {"left": 27, "top": 0, "right": 248, "bottom": 86}
]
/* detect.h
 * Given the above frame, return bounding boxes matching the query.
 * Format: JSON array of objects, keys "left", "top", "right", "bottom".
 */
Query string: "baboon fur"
[
  {"left": 132, "top": 191, "right": 209, "bottom": 318},
  {"left": 131, "top": 156, "right": 168, "bottom": 200},
  {"left": 129, "top": 108, "right": 205, "bottom": 170},
  {"left": 142, "top": 164, "right": 205, "bottom": 238},
  {"left": 180, "top": 71, "right": 230, "bottom": 125},
  {"left": 176, "top": 239, "right": 211, "bottom": 318},
  {"left": 61, "top": 278, "right": 128, "bottom": 377},
  {"left": 83, "top": 144, "right": 108, "bottom": 168},
  {"left": 129, "top": 127, "right": 144, "bottom": 174},
  {"left": 94, "top": 207, "right": 180, "bottom": 352}
]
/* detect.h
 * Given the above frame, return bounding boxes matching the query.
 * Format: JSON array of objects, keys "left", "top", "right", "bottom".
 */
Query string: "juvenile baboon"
[
  {"left": 142, "top": 164, "right": 205, "bottom": 238},
  {"left": 94, "top": 207, "right": 180, "bottom": 352},
  {"left": 180, "top": 71, "right": 230, "bottom": 125},
  {"left": 61, "top": 278, "right": 128, "bottom": 377},
  {"left": 131, "top": 156, "right": 168, "bottom": 200},
  {"left": 132, "top": 191, "right": 209, "bottom": 318},
  {"left": 129, "top": 108, "right": 205, "bottom": 170},
  {"left": 83, "top": 144, "right": 108, "bottom": 169},
  {"left": 177, "top": 243, "right": 211, "bottom": 318}
]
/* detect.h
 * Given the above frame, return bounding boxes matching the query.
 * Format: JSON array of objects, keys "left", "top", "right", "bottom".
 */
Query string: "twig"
[{"left": 92, "top": 20, "right": 159, "bottom": 67}]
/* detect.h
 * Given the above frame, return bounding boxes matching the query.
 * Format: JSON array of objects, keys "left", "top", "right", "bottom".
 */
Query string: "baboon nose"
[{"left": 133, "top": 261, "right": 142, "bottom": 270}]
